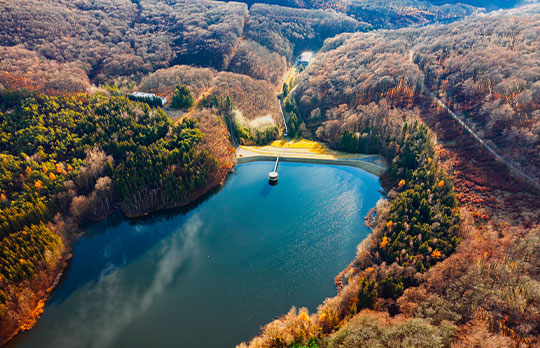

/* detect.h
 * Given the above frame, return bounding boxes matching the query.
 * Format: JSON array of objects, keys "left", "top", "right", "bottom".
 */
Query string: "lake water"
[{"left": 9, "top": 162, "right": 382, "bottom": 348}]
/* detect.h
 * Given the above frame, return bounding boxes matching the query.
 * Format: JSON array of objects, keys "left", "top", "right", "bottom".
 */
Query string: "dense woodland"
[
  {"left": 1, "top": 0, "right": 539, "bottom": 347},
  {"left": 218, "top": 0, "right": 518, "bottom": 10},
  {"left": 295, "top": 5, "right": 540, "bottom": 186},
  {"left": 239, "top": 4, "right": 540, "bottom": 348},
  {"left": 0, "top": 90, "right": 234, "bottom": 342},
  {"left": 344, "top": 0, "right": 478, "bottom": 29},
  {"left": 413, "top": 10, "right": 540, "bottom": 187},
  {"left": 239, "top": 121, "right": 465, "bottom": 347},
  {"left": 228, "top": 40, "right": 288, "bottom": 85},
  {"left": 0, "top": 0, "right": 479, "bottom": 90},
  {"left": 219, "top": 0, "right": 480, "bottom": 29},
  {"left": 245, "top": 4, "right": 364, "bottom": 61},
  {"left": 139, "top": 65, "right": 282, "bottom": 124}
]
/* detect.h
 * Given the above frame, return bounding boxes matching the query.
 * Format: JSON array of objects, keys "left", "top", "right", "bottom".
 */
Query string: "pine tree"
[{"left": 171, "top": 85, "right": 194, "bottom": 110}]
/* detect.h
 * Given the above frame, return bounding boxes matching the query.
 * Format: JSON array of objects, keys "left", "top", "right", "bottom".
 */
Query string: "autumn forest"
[{"left": 1, "top": 0, "right": 539, "bottom": 347}]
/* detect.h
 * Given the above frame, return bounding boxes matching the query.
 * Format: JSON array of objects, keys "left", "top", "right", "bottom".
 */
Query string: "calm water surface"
[{"left": 9, "top": 162, "right": 382, "bottom": 348}]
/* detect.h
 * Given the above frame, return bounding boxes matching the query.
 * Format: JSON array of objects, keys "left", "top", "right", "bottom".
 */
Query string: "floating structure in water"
[
  {"left": 268, "top": 171, "right": 278, "bottom": 184},
  {"left": 269, "top": 157, "right": 279, "bottom": 185}
]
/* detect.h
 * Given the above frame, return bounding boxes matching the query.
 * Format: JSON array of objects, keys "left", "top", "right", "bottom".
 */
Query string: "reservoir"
[{"left": 9, "top": 161, "right": 382, "bottom": 348}]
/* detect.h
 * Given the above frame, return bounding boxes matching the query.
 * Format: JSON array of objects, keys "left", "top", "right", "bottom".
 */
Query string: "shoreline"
[
  {"left": 235, "top": 139, "right": 387, "bottom": 177},
  {"left": 2, "top": 152, "right": 384, "bottom": 346},
  {"left": 1, "top": 172, "right": 233, "bottom": 346},
  {"left": 236, "top": 155, "right": 386, "bottom": 177},
  {"left": 1, "top": 249, "right": 73, "bottom": 346}
]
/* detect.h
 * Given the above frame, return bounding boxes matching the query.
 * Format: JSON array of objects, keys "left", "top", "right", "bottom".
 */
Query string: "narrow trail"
[
  {"left": 278, "top": 96, "right": 288, "bottom": 136},
  {"left": 408, "top": 50, "right": 540, "bottom": 191}
]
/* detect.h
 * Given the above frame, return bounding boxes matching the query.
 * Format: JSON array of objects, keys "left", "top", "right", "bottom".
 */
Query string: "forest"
[
  {"left": 0, "top": 0, "right": 247, "bottom": 85},
  {"left": 238, "top": 121, "right": 467, "bottom": 347},
  {"left": 244, "top": 4, "right": 364, "bottom": 61},
  {"left": 1, "top": 0, "right": 539, "bottom": 347},
  {"left": 216, "top": 0, "right": 517, "bottom": 10},
  {"left": 139, "top": 65, "right": 282, "bottom": 124},
  {"left": 0, "top": 90, "right": 234, "bottom": 342},
  {"left": 218, "top": 0, "right": 480, "bottom": 29},
  {"left": 0, "top": 0, "right": 479, "bottom": 92},
  {"left": 295, "top": 4, "right": 540, "bottom": 188},
  {"left": 238, "top": 4, "right": 540, "bottom": 348}
]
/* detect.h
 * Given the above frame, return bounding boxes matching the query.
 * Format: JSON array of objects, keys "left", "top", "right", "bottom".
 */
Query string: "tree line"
[
  {"left": 237, "top": 121, "right": 462, "bottom": 348},
  {"left": 238, "top": 5, "right": 540, "bottom": 347},
  {"left": 0, "top": 89, "right": 225, "bottom": 341}
]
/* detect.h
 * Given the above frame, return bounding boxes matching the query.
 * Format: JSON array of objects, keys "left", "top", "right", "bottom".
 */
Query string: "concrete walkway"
[{"left": 236, "top": 139, "right": 387, "bottom": 176}]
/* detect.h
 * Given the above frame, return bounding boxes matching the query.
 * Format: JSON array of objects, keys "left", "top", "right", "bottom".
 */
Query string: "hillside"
[
  {"left": 0, "top": 0, "right": 248, "bottom": 84},
  {"left": 0, "top": 0, "right": 480, "bottom": 92},
  {"left": 244, "top": 4, "right": 364, "bottom": 61},
  {"left": 139, "top": 66, "right": 281, "bottom": 122},
  {"left": 218, "top": 0, "right": 480, "bottom": 29},
  {"left": 0, "top": 0, "right": 364, "bottom": 89},
  {"left": 1, "top": 1, "right": 539, "bottom": 347},
  {"left": 295, "top": 5, "right": 540, "bottom": 190},
  {"left": 0, "top": 91, "right": 235, "bottom": 343},
  {"left": 217, "top": 0, "right": 517, "bottom": 11},
  {"left": 238, "top": 4, "right": 540, "bottom": 348}
]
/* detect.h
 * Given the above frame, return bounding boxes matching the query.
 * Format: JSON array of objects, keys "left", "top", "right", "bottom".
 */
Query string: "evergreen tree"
[
  {"left": 282, "top": 82, "right": 289, "bottom": 97},
  {"left": 171, "top": 85, "right": 194, "bottom": 110}
]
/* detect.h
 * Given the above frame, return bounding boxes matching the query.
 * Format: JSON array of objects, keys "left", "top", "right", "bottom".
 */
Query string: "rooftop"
[{"left": 298, "top": 51, "right": 314, "bottom": 63}]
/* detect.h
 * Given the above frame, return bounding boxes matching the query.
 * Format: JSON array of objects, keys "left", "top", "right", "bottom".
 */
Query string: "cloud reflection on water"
[{"left": 47, "top": 215, "right": 203, "bottom": 348}]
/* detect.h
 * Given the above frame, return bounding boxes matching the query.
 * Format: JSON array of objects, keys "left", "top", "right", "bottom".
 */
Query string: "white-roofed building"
[
  {"left": 297, "top": 51, "right": 314, "bottom": 67},
  {"left": 130, "top": 92, "right": 167, "bottom": 106}
]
